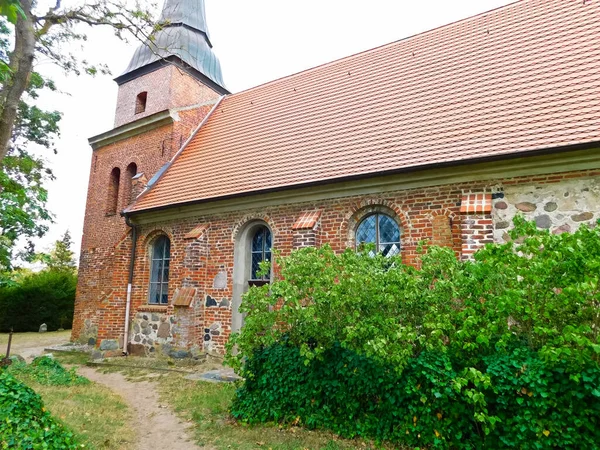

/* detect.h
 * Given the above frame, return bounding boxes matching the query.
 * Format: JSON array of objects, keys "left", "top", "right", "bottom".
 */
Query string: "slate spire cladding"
[{"left": 115, "top": 0, "right": 227, "bottom": 93}]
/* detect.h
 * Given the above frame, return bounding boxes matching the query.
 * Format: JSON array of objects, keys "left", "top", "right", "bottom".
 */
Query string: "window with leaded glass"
[
  {"left": 249, "top": 226, "right": 271, "bottom": 285},
  {"left": 356, "top": 213, "right": 401, "bottom": 257},
  {"left": 149, "top": 236, "right": 170, "bottom": 304}
]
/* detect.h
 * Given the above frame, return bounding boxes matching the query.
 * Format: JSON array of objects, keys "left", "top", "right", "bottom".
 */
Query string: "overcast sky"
[{"left": 30, "top": 0, "right": 514, "bottom": 261}]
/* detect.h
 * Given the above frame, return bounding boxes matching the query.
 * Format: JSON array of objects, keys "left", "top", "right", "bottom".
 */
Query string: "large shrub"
[
  {"left": 0, "top": 369, "right": 79, "bottom": 449},
  {"left": 228, "top": 217, "right": 600, "bottom": 448},
  {"left": 0, "top": 269, "right": 77, "bottom": 332}
]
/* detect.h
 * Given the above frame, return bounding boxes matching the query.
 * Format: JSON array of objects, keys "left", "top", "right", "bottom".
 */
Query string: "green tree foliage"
[
  {"left": 0, "top": 269, "right": 77, "bottom": 332},
  {"left": 228, "top": 217, "right": 600, "bottom": 448},
  {"left": 0, "top": 18, "right": 60, "bottom": 271},
  {"left": 33, "top": 230, "right": 77, "bottom": 272}
]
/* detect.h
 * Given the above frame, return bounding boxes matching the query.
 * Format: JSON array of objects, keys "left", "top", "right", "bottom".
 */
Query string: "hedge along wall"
[
  {"left": 227, "top": 218, "right": 600, "bottom": 449},
  {"left": 0, "top": 270, "right": 77, "bottom": 332}
]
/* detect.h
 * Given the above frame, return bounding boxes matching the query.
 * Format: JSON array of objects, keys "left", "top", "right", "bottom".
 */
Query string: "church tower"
[{"left": 72, "top": 0, "right": 227, "bottom": 345}]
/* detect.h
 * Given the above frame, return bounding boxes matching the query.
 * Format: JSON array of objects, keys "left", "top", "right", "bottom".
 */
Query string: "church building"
[{"left": 73, "top": 0, "right": 600, "bottom": 357}]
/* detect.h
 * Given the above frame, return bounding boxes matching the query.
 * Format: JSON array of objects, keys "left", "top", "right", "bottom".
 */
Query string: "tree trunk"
[{"left": 0, "top": 0, "right": 36, "bottom": 162}]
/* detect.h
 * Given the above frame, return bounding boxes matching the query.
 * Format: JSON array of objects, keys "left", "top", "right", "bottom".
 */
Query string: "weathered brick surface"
[
  {"left": 114, "top": 65, "right": 221, "bottom": 128},
  {"left": 74, "top": 160, "right": 600, "bottom": 353},
  {"left": 73, "top": 67, "right": 221, "bottom": 343}
]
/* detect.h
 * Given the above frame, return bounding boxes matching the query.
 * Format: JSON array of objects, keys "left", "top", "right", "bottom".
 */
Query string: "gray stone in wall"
[
  {"left": 134, "top": 335, "right": 141, "bottom": 342},
  {"left": 142, "top": 327, "right": 151, "bottom": 336},
  {"left": 204, "top": 334, "right": 211, "bottom": 341},
  {"left": 209, "top": 323, "right": 220, "bottom": 330},
  {"left": 544, "top": 202, "right": 558, "bottom": 212},
  {"left": 495, "top": 221, "right": 510, "bottom": 230},
  {"left": 140, "top": 320, "right": 149, "bottom": 329},
  {"left": 535, "top": 215, "right": 552, "bottom": 229},
  {"left": 213, "top": 272, "right": 227, "bottom": 289},
  {"left": 169, "top": 349, "right": 192, "bottom": 359},
  {"left": 87, "top": 337, "right": 96, "bottom": 346},
  {"left": 553, "top": 224, "right": 572, "bottom": 234},
  {"left": 133, "top": 323, "right": 140, "bottom": 333},
  {"left": 515, "top": 202, "right": 537, "bottom": 212},
  {"left": 100, "top": 339, "right": 119, "bottom": 351},
  {"left": 572, "top": 212, "right": 594, "bottom": 222},
  {"left": 206, "top": 295, "right": 218, "bottom": 307},
  {"left": 219, "top": 299, "right": 230, "bottom": 307},
  {"left": 151, "top": 313, "right": 160, "bottom": 322},
  {"left": 157, "top": 322, "right": 170, "bottom": 339}
]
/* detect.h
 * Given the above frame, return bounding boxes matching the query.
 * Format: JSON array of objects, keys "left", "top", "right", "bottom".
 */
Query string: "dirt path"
[{"left": 78, "top": 367, "right": 204, "bottom": 450}]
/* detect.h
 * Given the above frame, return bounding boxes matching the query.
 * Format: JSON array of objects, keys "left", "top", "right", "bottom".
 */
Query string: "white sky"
[{"left": 29, "top": 0, "right": 514, "bottom": 261}]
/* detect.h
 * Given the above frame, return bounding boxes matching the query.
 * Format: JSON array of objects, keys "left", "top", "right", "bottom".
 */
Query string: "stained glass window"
[
  {"left": 149, "top": 236, "right": 171, "bottom": 304},
  {"left": 356, "top": 213, "right": 401, "bottom": 257},
  {"left": 250, "top": 226, "right": 272, "bottom": 281}
]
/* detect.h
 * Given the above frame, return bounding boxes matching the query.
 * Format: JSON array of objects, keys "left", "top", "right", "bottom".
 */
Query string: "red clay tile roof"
[
  {"left": 130, "top": 0, "right": 600, "bottom": 213},
  {"left": 460, "top": 193, "right": 493, "bottom": 214}
]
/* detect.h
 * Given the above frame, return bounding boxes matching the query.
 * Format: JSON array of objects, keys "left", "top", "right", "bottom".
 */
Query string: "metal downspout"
[{"left": 123, "top": 215, "right": 138, "bottom": 356}]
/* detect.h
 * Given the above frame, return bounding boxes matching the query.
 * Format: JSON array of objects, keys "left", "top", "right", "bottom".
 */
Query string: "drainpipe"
[{"left": 123, "top": 215, "right": 138, "bottom": 356}]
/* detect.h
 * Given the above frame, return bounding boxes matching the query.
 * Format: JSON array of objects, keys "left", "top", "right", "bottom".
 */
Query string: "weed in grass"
[{"left": 9, "top": 355, "right": 89, "bottom": 386}]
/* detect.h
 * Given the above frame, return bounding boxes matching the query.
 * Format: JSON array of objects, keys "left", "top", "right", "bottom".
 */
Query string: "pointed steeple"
[{"left": 115, "top": 0, "right": 228, "bottom": 93}]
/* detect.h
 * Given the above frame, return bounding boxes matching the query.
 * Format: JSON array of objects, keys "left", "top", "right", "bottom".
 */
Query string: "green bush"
[
  {"left": 0, "top": 269, "right": 77, "bottom": 332},
  {"left": 0, "top": 369, "right": 79, "bottom": 449},
  {"left": 228, "top": 217, "right": 600, "bottom": 448}
]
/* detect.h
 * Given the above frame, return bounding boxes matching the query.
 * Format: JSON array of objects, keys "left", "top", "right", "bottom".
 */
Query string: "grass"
[
  {"left": 156, "top": 374, "right": 393, "bottom": 450},
  {"left": 8, "top": 357, "right": 135, "bottom": 450},
  {"left": 0, "top": 329, "right": 72, "bottom": 358}
]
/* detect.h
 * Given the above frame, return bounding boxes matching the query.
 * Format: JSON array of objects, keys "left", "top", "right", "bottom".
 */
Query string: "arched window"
[
  {"left": 356, "top": 213, "right": 401, "bottom": 257},
  {"left": 249, "top": 226, "right": 272, "bottom": 285},
  {"left": 124, "top": 162, "right": 138, "bottom": 206},
  {"left": 106, "top": 167, "right": 120, "bottom": 215},
  {"left": 149, "top": 235, "right": 171, "bottom": 305},
  {"left": 135, "top": 92, "right": 148, "bottom": 114}
]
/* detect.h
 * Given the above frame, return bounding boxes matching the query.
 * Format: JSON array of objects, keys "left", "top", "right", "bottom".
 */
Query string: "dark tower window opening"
[
  {"left": 106, "top": 167, "right": 121, "bottom": 216},
  {"left": 124, "top": 162, "right": 138, "bottom": 206},
  {"left": 135, "top": 92, "right": 148, "bottom": 114}
]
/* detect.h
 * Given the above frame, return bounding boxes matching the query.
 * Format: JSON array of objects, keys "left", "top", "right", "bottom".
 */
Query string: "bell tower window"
[
  {"left": 135, "top": 92, "right": 148, "bottom": 114},
  {"left": 106, "top": 167, "right": 120, "bottom": 216}
]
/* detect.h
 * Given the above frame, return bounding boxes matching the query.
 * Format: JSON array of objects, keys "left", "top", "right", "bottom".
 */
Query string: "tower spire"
[{"left": 115, "top": 0, "right": 227, "bottom": 93}]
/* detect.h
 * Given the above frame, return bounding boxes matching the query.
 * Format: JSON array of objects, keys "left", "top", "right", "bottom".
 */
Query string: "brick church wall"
[{"left": 74, "top": 168, "right": 600, "bottom": 354}]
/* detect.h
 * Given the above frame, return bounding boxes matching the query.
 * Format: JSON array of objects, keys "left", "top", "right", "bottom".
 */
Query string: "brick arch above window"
[
  {"left": 341, "top": 199, "right": 410, "bottom": 248},
  {"left": 230, "top": 213, "right": 278, "bottom": 243}
]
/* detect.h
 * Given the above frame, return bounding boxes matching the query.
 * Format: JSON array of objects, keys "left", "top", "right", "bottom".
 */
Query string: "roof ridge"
[{"left": 229, "top": 0, "right": 524, "bottom": 97}]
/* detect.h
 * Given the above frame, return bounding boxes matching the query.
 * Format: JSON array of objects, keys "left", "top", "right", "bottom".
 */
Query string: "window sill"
[{"left": 137, "top": 305, "right": 168, "bottom": 312}]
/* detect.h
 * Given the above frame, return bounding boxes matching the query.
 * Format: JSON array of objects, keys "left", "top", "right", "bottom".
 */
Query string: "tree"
[
  {"left": 0, "top": 0, "right": 160, "bottom": 268},
  {"left": 34, "top": 230, "right": 76, "bottom": 272},
  {"left": 0, "top": 0, "right": 159, "bottom": 162}
]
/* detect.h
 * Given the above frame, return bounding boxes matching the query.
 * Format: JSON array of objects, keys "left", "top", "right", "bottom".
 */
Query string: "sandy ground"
[
  {"left": 0, "top": 330, "right": 71, "bottom": 359},
  {"left": 78, "top": 367, "right": 205, "bottom": 450}
]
